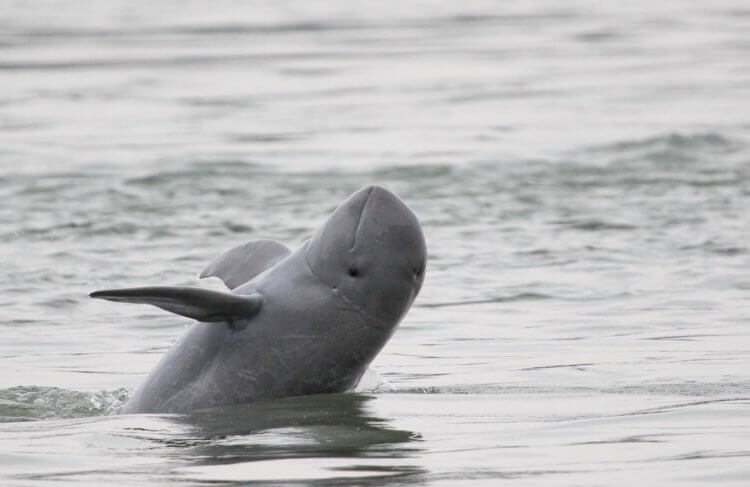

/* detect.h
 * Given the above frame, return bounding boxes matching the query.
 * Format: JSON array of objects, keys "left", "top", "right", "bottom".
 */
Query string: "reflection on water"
[
  {"left": 140, "top": 394, "right": 424, "bottom": 484},
  {"left": 176, "top": 394, "right": 419, "bottom": 458},
  {"left": 0, "top": 393, "right": 424, "bottom": 484}
]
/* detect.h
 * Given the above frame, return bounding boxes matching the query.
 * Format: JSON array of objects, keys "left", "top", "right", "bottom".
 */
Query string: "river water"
[{"left": 1, "top": 1, "right": 750, "bottom": 485}]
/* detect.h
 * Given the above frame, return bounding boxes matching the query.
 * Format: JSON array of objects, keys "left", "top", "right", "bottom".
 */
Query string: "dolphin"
[{"left": 91, "top": 185, "right": 426, "bottom": 414}]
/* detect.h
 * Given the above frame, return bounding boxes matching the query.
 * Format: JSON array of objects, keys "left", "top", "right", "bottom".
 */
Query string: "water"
[{"left": 2, "top": 0, "right": 750, "bottom": 484}]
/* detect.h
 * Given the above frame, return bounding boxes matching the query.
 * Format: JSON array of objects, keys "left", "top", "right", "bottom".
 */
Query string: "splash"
[{"left": 0, "top": 386, "right": 131, "bottom": 422}]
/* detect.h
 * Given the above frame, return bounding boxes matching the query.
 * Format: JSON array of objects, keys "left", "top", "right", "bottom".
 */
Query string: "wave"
[
  {"left": 579, "top": 132, "right": 746, "bottom": 168},
  {"left": 390, "top": 381, "right": 750, "bottom": 397},
  {"left": 0, "top": 386, "right": 130, "bottom": 423}
]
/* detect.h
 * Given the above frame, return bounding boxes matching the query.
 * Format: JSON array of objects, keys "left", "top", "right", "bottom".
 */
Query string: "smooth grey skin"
[{"left": 91, "top": 185, "right": 426, "bottom": 414}]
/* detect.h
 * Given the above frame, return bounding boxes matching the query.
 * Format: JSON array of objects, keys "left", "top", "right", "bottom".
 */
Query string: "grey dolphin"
[{"left": 91, "top": 185, "right": 426, "bottom": 414}]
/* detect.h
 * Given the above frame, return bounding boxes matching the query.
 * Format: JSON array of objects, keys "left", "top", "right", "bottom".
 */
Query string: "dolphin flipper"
[
  {"left": 90, "top": 286, "right": 262, "bottom": 325},
  {"left": 200, "top": 239, "right": 291, "bottom": 289}
]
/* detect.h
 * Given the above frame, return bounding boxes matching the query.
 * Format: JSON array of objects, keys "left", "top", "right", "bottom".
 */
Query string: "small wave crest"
[
  {"left": 582, "top": 132, "right": 743, "bottom": 166},
  {"left": 389, "top": 381, "right": 750, "bottom": 397},
  {"left": 0, "top": 386, "right": 130, "bottom": 422},
  {"left": 354, "top": 367, "right": 394, "bottom": 393}
]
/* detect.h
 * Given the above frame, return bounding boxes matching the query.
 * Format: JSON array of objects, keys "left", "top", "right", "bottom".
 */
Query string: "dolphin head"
[{"left": 305, "top": 185, "right": 427, "bottom": 327}]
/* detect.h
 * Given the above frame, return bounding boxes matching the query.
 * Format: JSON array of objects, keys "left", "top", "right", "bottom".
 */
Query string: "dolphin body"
[{"left": 91, "top": 186, "right": 426, "bottom": 414}]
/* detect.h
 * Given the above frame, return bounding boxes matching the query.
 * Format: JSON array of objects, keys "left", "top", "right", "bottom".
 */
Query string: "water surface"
[{"left": 1, "top": 1, "right": 750, "bottom": 485}]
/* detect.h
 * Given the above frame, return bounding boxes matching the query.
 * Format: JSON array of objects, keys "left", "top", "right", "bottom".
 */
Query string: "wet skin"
[{"left": 91, "top": 186, "right": 426, "bottom": 413}]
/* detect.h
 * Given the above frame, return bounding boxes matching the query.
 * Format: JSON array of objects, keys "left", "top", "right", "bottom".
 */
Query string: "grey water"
[{"left": 2, "top": 0, "right": 750, "bottom": 485}]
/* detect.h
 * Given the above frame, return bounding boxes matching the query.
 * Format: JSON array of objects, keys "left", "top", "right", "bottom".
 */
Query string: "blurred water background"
[{"left": 1, "top": 0, "right": 750, "bottom": 485}]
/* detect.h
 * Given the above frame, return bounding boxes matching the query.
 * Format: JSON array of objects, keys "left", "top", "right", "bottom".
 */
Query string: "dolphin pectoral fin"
[
  {"left": 200, "top": 239, "right": 291, "bottom": 290},
  {"left": 90, "top": 286, "right": 262, "bottom": 324}
]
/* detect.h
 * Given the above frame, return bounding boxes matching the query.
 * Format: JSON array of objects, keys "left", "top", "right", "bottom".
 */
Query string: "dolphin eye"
[{"left": 348, "top": 266, "right": 359, "bottom": 277}]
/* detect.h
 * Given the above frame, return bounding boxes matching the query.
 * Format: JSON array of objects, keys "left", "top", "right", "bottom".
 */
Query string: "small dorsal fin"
[
  {"left": 200, "top": 239, "right": 291, "bottom": 290},
  {"left": 90, "top": 286, "right": 262, "bottom": 327}
]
